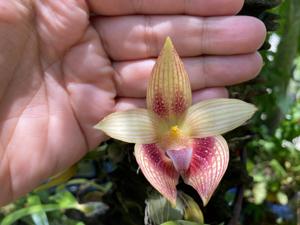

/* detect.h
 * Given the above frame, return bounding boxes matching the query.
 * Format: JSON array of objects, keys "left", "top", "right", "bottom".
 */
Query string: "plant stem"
[
  {"left": 271, "top": 0, "right": 300, "bottom": 130},
  {"left": 227, "top": 147, "right": 247, "bottom": 225}
]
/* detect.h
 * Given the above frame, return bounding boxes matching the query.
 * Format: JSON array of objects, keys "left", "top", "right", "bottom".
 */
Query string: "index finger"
[{"left": 88, "top": 0, "right": 244, "bottom": 16}]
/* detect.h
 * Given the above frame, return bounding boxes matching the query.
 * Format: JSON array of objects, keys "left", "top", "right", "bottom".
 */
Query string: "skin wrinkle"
[
  {"left": 41, "top": 72, "right": 51, "bottom": 187},
  {"left": 111, "top": 65, "right": 126, "bottom": 97},
  {"left": 60, "top": 58, "right": 90, "bottom": 150},
  {"left": 43, "top": 67, "right": 84, "bottom": 177},
  {"left": 92, "top": 18, "right": 112, "bottom": 61},
  {"left": 1, "top": 45, "right": 40, "bottom": 151},
  {"left": 0, "top": 25, "right": 32, "bottom": 107},
  {"left": 49, "top": 62, "right": 78, "bottom": 171},
  {"left": 91, "top": 26, "right": 114, "bottom": 61},
  {"left": 183, "top": 0, "right": 190, "bottom": 15},
  {"left": 39, "top": 25, "right": 89, "bottom": 72},
  {"left": 61, "top": 27, "right": 117, "bottom": 147},
  {"left": 5, "top": 83, "right": 45, "bottom": 201},
  {"left": 36, "top": 1, "right": 62, "bottom": 61},
  {"left": 200, "top": 56, "right": 208, "bottom": 88},
  {"left": 105, "top": 66, "right": 119, "bottom": 115},
  {"left": 144, "top": 15, "right": 155, "bottom": 58},
  {"left": 199, "top": 17, "right": 206, "bottom": 56},
  {"left": 36, "top": 3, "right": 92, "bottom": 152},
  {"left": 34, "top": 60, "right": 73, "bottom": 182},
  {"left": 3, "top": 153, "right": 14, "bottom": 203},
  {"left": 34, "top": 0, "right": 89, "bottom": 66},
  {"left": 1, "top": 0, "right": 33, "bottom": 24},
  {"left": 133, "top": 0, "right": 143, "bottom": 14},
  {"left": 5, "top": 83, "right": 43, "bottom": 150},
  {"left": 100, "top": 45, "right": 120, "bottom": 114}
]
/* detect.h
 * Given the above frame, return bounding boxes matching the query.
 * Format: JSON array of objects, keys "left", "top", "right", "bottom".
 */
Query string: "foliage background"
[{"left": 1, "top": 0, "right": 300, "bottom": 224}]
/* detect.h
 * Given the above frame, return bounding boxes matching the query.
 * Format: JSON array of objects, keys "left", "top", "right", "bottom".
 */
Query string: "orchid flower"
[{"left": 95, "top": 37, "right": 256, "bottom": 206}]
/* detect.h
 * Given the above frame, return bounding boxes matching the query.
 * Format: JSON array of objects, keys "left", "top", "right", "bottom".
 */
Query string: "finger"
[
  {"left": 113, "top": 53, "right": 263, "bottom": 97},
  {"left": 115, "top": 88, "right": 228, "bottom": 111},
  {"left": 88, "top": 0, "right": 244, "bottom": 16},
  {"left": 93, "top": 16, "right": 266, "bottom": 60},
  {"left": 192, "top": 88, "right": 229, "bottom": 102}
]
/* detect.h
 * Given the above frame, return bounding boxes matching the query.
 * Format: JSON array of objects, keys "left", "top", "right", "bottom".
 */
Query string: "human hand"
[{"left": 0, "top": 0, "right": 266, "bottom": 206}]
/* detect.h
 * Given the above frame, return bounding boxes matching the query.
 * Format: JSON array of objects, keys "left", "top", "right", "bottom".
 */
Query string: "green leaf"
[
  {"left": 49, "top": 191, "right": 77, "bottom": 208},
  {"left": 1, "top": 204, "right": 68, "bottom": 225},
  {"left": 1, "top": 192, "right": 82, "bottom": 225},
  {"left": 269, "top": 159, "right": 287, "bottom": 177},
  {"left": 161, "top": 220, "right": 203, "bottom": 225},
  {"left": 178, "top": 193, "right": 204, "bottom": 224},
  {"left": 145, "top": 192, "right": 204, "bottom": 225},
  {"left": 76, "top": 202, "right": 109, "bottom": 217},
  {"left": 34, "top": 165, "right": 77, "bottom": 192},
  {"left": 145, "top": 195, "right": 183, "bottom": 225},
  {"left": 75, "top": 223, "right": 85, "bottom": 225},
  {"left": 61, "top": 178, "right": 112, "bottom": 193},
  {"left": 27, "top": 195, "right": 49, "bottom": 225}
]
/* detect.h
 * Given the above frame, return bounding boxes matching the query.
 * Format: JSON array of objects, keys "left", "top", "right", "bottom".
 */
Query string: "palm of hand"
[
  {"left": 0, "top": 0, "right": 265, "bottom": 205},
  {"left": 0, "top": 1, "right": 116, "bottom": 203}
]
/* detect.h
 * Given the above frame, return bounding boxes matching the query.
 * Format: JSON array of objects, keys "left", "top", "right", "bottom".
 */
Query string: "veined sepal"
[
  {"left": 134, "top": 143, "right": 180, "bottom": 205},
  {"left": 95, "top": 108, "right": 158, "bottom": 144},
  {"left": 147, "top": 37, "right": 192, "bottom": 125},
  {"left": 182, "top": 98, "right": 257, "bottom": 138},
  {"left": 182, "top": 136, "right": 229, "bottom": 206}
]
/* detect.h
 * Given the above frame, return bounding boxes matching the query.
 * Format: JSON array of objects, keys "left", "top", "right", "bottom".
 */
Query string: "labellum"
[{"left": 95, "top": 37, "right": 256, "bottom": 206}]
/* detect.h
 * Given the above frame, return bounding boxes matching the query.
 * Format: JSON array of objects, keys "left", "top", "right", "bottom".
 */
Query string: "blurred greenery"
[{"left": 1, "top": 0, "right": 300, "bottom": 224}]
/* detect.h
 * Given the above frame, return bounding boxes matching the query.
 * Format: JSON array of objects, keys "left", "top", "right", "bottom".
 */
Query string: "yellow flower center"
[
  {"left": 169, "top": 125, "right": 182, "bottom": 139},
  {"left": 159, "top": 125, "right": 190, "bottom": 150}
]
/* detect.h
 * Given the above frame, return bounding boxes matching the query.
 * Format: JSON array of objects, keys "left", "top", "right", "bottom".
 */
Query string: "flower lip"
[{"left": 166, "top": 148, "right": 193, "bottom": 173}]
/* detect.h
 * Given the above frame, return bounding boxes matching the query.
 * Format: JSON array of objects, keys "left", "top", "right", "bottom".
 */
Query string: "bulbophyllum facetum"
[{"left": 95, "top": 37, "right": 256, "bottom": 206}]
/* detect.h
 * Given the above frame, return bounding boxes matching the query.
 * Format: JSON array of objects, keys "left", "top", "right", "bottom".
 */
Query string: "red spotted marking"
[
  {"left": 143, "top": 144, "right": 177, "bottom": 177},
  {"left": 171, "top": 91, "right": 187, "bottom": 115},
  {"left": 152, "top": 93, "right": 168, "bottom": 117},
  {"left": 182, "top": 136, "right": 229, "bottom": 205},
  {"left": 186, "top": 137, "right": 215, "bottom": 176}
]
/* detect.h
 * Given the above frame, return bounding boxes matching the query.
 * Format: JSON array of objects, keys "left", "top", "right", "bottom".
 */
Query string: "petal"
[
  {"left": 182, "top": 98, "right": 257, "bottom": 138},
  {"left": 182, "top": 136, "right": 229, "bottom": 206},
  {"left": 147, "top": 37, "right": 192, "bottom": 123},
  {"left": 134, "top": 143, "right": 180, "bottom": 205},
  {"left": 95, "top": 109, "right": 157, "bottom": 144},
  {"left": 166, "top": 148, "right": 193, "bottom": 173}
]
